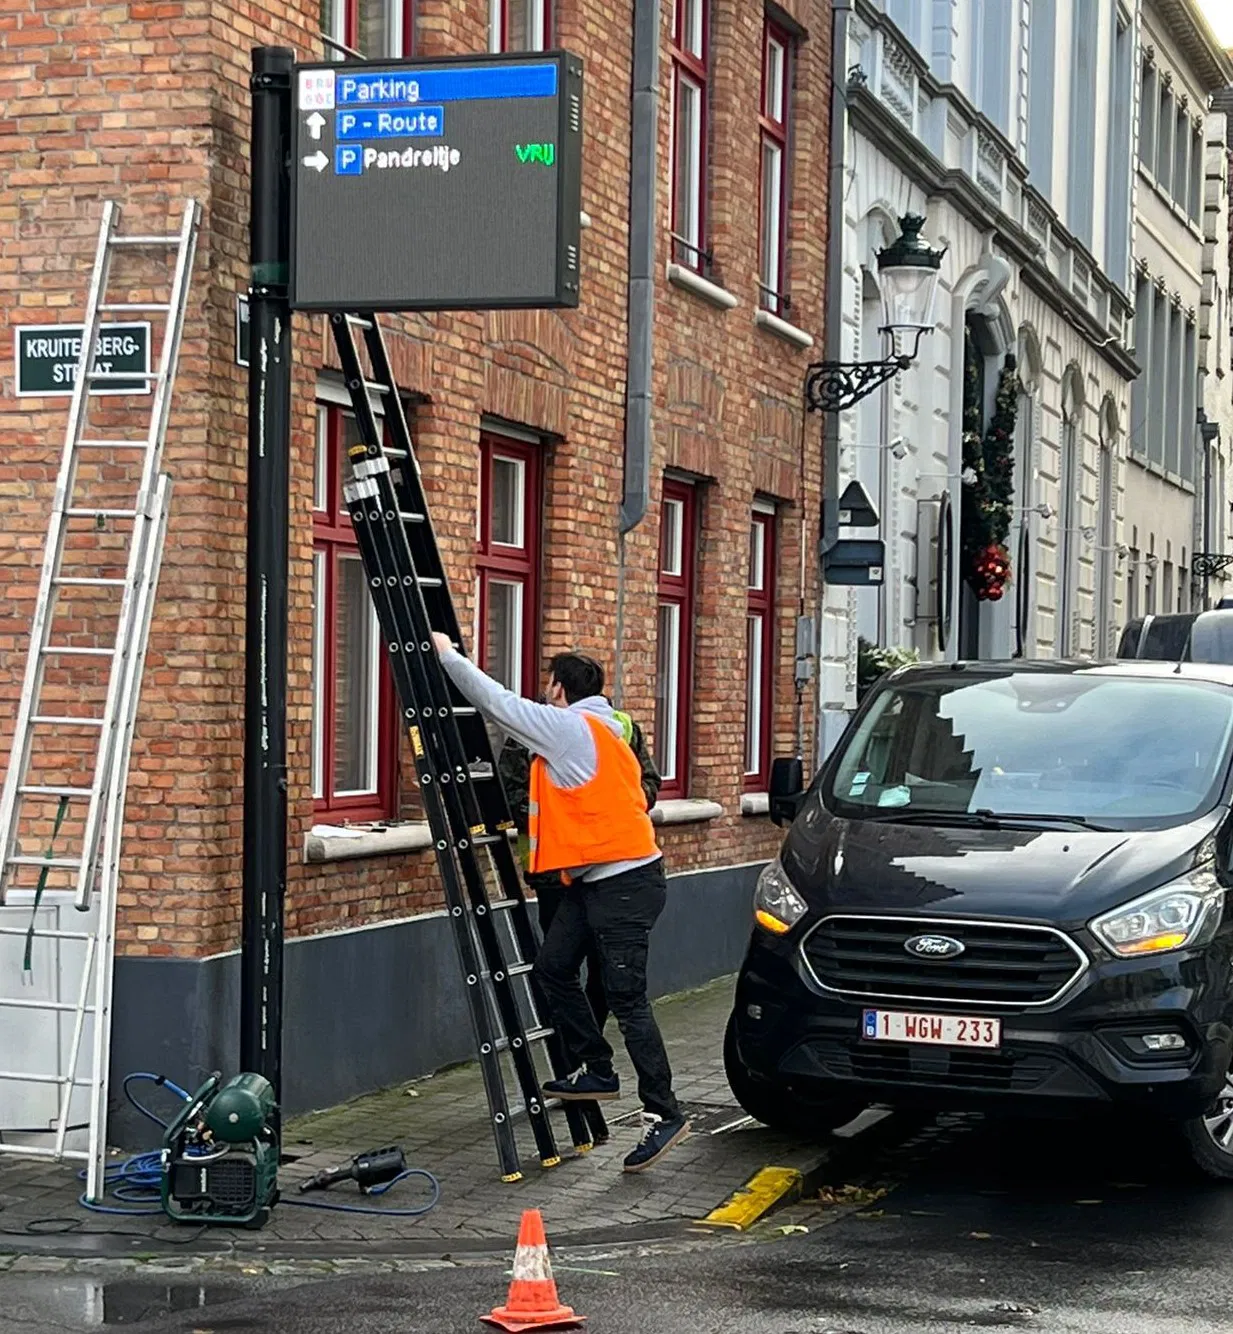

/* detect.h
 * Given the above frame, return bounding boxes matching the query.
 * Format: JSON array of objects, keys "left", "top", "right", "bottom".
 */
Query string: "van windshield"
[{"left": 826, "top": 671, "right": 1233, "bottom": 831}]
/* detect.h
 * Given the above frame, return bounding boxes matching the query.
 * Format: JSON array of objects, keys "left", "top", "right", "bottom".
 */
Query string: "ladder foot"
[
  {"left": 540, "top": 1156, "right": 561, "bottom": 1170},
  {"left": 501, "top": 1171, "right": 524, "bottom": 1183},
  {"left": 573, "top": 1143, "right": 594, "bottom": 1155}
]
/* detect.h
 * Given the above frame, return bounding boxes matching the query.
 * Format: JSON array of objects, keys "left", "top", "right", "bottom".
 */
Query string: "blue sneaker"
[
  {"left": 622, "top": 1112, "right": 690, "bottom": 1173},
  {"left": 542, "top": 1065, "right": 620, "bottom": 1102}
]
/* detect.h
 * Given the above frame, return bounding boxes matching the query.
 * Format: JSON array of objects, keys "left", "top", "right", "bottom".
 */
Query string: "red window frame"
[
  {"left": 340, "top": 0, "right": 416, "bottom": 54},
  {"left": 475, "top": 434, "right": 541, "bottom": 696},
  {"left": 312, "top": 404, "right": 398, "bottom": 822},
  {"left": 758, "top": 21, "right": 792, "bottom": 315},
  {"left": 654, "top": 480, "right": 698, "bottom": 799},
  {"left": 490, "top": 0, "right": 552, "bottom": 51},
  {"left": 744, "top": 509, "right": 776, "bottom": 791},
  {"left": 669, "top": 0, "right": 709, "bottom": 272}
]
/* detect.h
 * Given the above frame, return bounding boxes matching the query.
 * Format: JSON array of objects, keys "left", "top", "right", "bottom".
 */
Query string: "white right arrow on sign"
[{"left": 302, "top": 151, "right": 328, "bottom": 173}]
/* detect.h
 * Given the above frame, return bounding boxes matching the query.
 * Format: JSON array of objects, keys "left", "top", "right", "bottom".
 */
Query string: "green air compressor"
[{"left": 160, "top": 1072, "right": 279, "bottom": 1229}]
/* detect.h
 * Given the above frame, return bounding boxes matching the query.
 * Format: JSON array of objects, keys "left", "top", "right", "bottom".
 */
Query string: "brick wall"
[{"left": 0, "top": 0, "right": 831, "bottom": 958}]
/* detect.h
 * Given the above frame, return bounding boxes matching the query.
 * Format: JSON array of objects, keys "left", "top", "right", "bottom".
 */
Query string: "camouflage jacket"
[{"left": 497, "top": 710, "right": 661, "bottom": 852}]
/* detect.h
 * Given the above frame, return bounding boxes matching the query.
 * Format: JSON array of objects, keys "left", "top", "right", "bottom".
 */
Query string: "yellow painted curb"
[{"left": 697, "top": 1165, "right": 803, "bottom": 1231}]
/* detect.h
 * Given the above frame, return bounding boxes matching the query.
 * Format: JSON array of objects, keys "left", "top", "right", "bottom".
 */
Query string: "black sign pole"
[{"left": 242, "top": 44, "right": 294, "bottom": 1105}]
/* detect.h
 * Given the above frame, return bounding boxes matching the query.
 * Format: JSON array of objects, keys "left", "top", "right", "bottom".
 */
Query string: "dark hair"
[{"left": 549, "top": 652, "right": 605, "bottom": 704}]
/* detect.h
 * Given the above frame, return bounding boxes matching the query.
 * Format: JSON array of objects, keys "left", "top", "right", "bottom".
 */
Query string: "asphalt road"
[{"left": 8, "top": 1113, "right": 1233, "bottom": 1334}]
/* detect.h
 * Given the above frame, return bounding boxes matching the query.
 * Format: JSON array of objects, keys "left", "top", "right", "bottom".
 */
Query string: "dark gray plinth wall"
[{"left": 107, "top": 860, "right": 762, "bottom": 1148}]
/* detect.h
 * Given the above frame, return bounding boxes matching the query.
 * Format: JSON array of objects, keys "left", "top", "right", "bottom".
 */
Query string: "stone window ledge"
[
  {"left": 754, "top": 309, "right": 814, "bottom": 349},
  {"left": 666, "top": 263, "right": 739, "bottom": 310},
  {"left": 305, "top": 822, "right": 433, "bottom": 864},
  {"left": 740, "top": 791, "right": 770, "bottom": 816},
  {"left": 651, "top": 799, "right": 724, "bottom": 826}
]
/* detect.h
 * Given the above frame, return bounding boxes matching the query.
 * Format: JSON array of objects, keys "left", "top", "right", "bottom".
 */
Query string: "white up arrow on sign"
[
  {"left": 302, "top": 151, "right": 328, "bottom": 173},
  {"left": 306, "top": 112, "right": 325, "bottom": 140}
]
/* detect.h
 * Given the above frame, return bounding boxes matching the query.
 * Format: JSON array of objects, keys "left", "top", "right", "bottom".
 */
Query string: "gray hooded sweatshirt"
[{"left": 439, "top": 648, "right": 662, "bottom": 883}]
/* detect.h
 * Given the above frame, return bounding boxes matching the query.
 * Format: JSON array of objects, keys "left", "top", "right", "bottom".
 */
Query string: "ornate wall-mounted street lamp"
[{"left": 805, "top": 213, "right": 946, "bottom": 413}]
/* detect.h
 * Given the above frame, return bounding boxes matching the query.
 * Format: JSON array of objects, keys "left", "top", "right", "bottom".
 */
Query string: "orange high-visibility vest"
[{"left": 528, "top": 715, "right": 660, "bottom": 876}]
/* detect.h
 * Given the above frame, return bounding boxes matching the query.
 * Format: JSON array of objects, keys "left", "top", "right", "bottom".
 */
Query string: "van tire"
[{"left": 723, "top": 1014, "right": 864, "bottom": 1140}]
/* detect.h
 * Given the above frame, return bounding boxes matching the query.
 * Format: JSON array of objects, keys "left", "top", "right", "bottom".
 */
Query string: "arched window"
[
  {"left": 1096, "top": 399, "right": 1119, "bottom": 656},
  {"left": 1059, "top": 368, "right": 1085, "bottom": 655}
]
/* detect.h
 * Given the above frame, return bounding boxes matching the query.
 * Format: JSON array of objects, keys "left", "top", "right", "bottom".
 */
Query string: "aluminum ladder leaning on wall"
[{"left": 0, "top": 198, "right": 201, "bottom": 1202}]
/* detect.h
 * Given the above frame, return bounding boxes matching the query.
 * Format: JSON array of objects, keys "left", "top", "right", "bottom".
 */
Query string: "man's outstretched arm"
[{"left": 432, "top": 634, "right": 582, "bottom": 768}]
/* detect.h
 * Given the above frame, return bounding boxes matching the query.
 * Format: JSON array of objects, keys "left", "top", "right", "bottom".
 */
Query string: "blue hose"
[{"left": 78, "top": 1071, "right": 440, "bottom": 1219}]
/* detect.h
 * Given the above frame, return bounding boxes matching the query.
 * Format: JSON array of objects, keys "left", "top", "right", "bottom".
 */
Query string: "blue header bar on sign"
[{"left": 335, "top": 64, "right": 558, "bottom": 107}]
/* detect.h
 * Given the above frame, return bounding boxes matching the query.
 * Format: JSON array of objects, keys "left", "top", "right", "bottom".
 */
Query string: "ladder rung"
[
  {"left": 489, "top": 899, "right": 518, "bottom": 912},
  {"left": 363, "top": 380, "right": 390, "bottom": 394},
  {"left": 481, "top": 962, "right": 533, "bottom": 979},
  {"left": 87, "top": 371, "right": 160, "bottom": 382},
  {"left": 78, "top": 439, "right": 150, "bottom": 449},
  {"left": 6, "top": 856, "right": 82, "bottom": 868},
  {"left": 453, "top": 706, "right": 477, "bottom": 717},
  {"left": 99, "top": 302, "right": 171, "bottom": 312},
  {"left": 109, "top": 234, "right": 180, "bottom": 246},
  {"left": 400, "top": 511, "right": 425, "bottom": 523},
  {"left": 41, "top": 645, "right": 115, "bottom": 656},
  {"left": 0, "top": 997, "right": 96, "bottom": 1014},
  {"left": 19, "top": 786, "right": 93, "bottom": 798},
  {"left": 494, "top": 1026, "right": 552, "bottom": 1053},
  {"left": 53, "top": 576, "right": 127, "bottom": 586},
  {"left": 385, "top": 448, "right": 409, "bottom": 459},
  {"left": 474, "top": 835, "right": 503, "bottom": 846},
  {"left": 32, "top": 715, "right": 106, "bottom": 727},
  {"left": 0, "top": 926, "right": 93, "bottom": 941},
  {"left": 346, "top": 314, "right": 373, "bottom": 329},
  {"left": 0, "top": 1071, "right": 93, "bottom": 1086},
  {"left": 0, "top": 1145, "right": 91, "bottom": 1163},
  {"left": 64, "top": 508, "right": 137, "bottom": 518},
  {"left": 416, "top": 577, "right": 443, "bottom": 589}
]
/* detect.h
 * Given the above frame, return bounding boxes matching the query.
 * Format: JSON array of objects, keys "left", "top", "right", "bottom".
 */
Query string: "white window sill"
[
  {"left": 740, "top": 792, "right": 770, "bottom": 816},
  {"left": 651, "top": 798, "right": 724, "bottom": 826},
  {"left": 754, "top": 308, "right": 814, "bottom": 350},
  {"left": 305, "top": 822, "right": 432, "bottom": 864},
  {"left": 666, "top": 263, "right": 738, "bottom": 310}
]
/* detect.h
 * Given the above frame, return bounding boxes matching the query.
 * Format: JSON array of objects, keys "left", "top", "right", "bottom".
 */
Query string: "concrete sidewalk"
[{"left": 0, "top": 976, "right": 831, "bottom": 1258}]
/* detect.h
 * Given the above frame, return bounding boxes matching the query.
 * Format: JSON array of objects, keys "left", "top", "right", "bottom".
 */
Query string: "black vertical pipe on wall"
[{"left": 241, "top": 45, "right": 294, "bottom": 1103}]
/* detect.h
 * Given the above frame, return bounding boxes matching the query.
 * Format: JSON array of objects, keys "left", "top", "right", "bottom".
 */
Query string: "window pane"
[
  {"left": 1156, "top": 92, "right": 1172, "bottom": 188},
  {"left": 744, "top": 613, "right": 763, "bottom": 775},
  {"left": 490, "top": 456, "right": 525, "bottom": 547},
  {"left": 356, "top": 0, "right": 390, "bottom": 55},
  {"left": 673, "top": 75, "right": 702, "bottom": 256},
  {"left": 654, "top": 602, "right": 681, "bottom": 779},
  {"left": 759, "top": 139, "right": 782, "bottom": 299},
  {"left": 311, "top": 551, "right": 326, "bottom": 799},
  {"left": 764, "top": 36, "right": 785, "bottom": 122},
  {"left": 681, "top": 0, "right": 703, "bottom": 57},
  {"left": 660, "top": 498, "right": 684, "bottom": 576},
  {"left": 315, "top": 408, "right": 329, "bottom": 512},
  {"left": 484, "top": 578, "right": 523, "bottom": 694},
  {"left": 748, "top": 520, "right": 765, "bottom": 591},
  {"left": 504, "top": 0, "right": 545, "bottom": 51},
  {"left": 334, "top": 554, "right": 379, "bottom": 795}
]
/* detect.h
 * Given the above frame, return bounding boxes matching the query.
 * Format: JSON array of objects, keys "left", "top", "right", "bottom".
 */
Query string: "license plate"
[{"left": 862, "top": 1009, "right": 1001, "bottom": 1049}]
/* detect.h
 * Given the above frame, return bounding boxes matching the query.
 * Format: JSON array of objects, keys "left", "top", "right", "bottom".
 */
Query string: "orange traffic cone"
[{"left": 481, "top": 1209, "right": 585, "bottom": 1332}]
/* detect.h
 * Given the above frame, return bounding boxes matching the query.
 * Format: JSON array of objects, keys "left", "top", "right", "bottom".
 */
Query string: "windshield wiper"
[
  {"left": 973, "top": 809, "right": 1115, "bottom": 832},
  {"left": 860, "top": 808, "right": 1114, "bottom": 832}
]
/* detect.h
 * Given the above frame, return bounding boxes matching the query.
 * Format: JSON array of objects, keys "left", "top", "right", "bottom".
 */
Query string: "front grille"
[
  {"left": 801, "top": 915, "right": 1086, "bottom": 1007},
  {"left": 204, "top": 1157, "right": 257, "bottom": 1210},
  {"left": 804, "top": 1036, "right": 1058, "bottom": 1093}
]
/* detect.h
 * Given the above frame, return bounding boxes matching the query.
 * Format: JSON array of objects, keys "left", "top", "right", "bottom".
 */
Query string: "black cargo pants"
[{"left": 533, "top": 859, "right": 680, "bottom": 1122}]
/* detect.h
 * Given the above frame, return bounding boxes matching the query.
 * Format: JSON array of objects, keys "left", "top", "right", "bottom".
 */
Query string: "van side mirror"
[{"left": 768, "top": 756, "right": 805, "bottom": 828}]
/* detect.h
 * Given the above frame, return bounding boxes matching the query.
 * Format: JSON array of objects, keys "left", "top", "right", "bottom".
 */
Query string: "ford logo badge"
[{"left": 904, "top": 933, "right": 965, "bottom": 960}]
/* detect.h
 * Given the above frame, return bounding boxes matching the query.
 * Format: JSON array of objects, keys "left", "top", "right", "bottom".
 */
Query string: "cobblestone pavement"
[{"left": 0, "top": 976, "right": 840, "bottom": 1259}]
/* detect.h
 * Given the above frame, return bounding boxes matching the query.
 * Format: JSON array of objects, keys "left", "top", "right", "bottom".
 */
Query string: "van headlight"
[
  {"left": 1090, "top": 869, "right": 1224, "bottom": 958},
  {"left": 753, "top": 858, "right": 809, "bottom": 936}
]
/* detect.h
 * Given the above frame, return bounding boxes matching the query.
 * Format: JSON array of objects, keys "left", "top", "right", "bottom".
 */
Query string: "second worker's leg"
[{"left": 534, "top": 889, "right": 621, "bottom": 1101}]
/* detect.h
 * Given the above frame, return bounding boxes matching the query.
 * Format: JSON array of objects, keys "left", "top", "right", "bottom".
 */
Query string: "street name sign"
[
  {"left": 15, "top": 323, "right": 151, "bottom": 397},
  {"left": 290, "top": 51, "right": 583, "bottom": 312}
]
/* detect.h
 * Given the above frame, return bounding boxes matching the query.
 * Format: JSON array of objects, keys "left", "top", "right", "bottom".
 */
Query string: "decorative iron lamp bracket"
[{"left": 804, "top": 350, "right": 911, "bottom": 413}]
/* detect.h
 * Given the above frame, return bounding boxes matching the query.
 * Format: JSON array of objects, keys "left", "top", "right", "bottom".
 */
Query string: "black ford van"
[{"left": 726, "top": 659, "right": 1233, "bottom": 1177}]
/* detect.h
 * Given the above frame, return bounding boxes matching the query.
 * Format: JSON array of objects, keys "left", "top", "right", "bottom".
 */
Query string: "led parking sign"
[{"left": 290, "top": 51, "right": 583, "bottom": 312}]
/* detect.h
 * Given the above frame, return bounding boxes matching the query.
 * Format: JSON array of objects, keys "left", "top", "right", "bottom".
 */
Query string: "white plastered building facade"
[{"left": 819, "top": 0, "right": 1141, "bottom": 755}]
